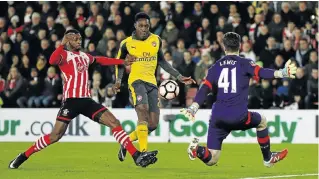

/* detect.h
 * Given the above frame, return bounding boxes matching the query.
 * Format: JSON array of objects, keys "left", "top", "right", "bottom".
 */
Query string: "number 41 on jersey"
[{"left": 218, "top": 67, "right": 237, "bottom": 93}]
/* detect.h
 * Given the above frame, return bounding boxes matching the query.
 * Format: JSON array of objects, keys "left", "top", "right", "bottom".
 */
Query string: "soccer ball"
[{"left": 159, "top": 80, "right": 180, "bottom": 100}]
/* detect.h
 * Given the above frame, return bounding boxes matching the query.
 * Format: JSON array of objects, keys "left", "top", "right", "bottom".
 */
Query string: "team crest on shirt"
[
  {"left": 62, "top": 109, "right": 69, "bottom": 116},
  {"left": 137, "top": 95, "right": 143, "bottom": 102},
  {"left": 152, "top": 41, "right": 157, "bottom": 47},
  {"left": 76, "top": 61, "right": 88, "bottom": 73}
]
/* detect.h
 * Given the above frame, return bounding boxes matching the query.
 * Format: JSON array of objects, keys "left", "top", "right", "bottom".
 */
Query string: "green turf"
[{"left": 0, "top": 143, "right": 317, "bottom": 179}]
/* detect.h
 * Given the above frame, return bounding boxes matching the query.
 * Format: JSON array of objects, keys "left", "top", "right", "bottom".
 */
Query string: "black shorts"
[{"left": 57, "top": 98, "right": 108, "bottom": 123}]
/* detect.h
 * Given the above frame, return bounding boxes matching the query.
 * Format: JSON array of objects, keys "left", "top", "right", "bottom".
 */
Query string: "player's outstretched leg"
[
  {"left": 187, "top": 138, "right": 220, "bottom": 166},
  {"left": 97, "top": 110, "right": 158, "bottom": 167},
  {"left": 118, "top": 104, "right": 150, "bottom": 162},
  {"left": 9, "top": 120, "right": 68, "bottom": 169},
  {"left": 256, "top": 115, "right": 288, "bottom": 167},
  {"left": 118, "top": 111, "right": 159, "bottom": 162}
]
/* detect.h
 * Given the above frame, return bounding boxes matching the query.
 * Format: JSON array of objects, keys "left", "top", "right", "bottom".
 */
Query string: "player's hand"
[
  {"left": 112, "top": 81, "right": 121, "bottom": 93},
  {"left": 124, "top": 54, "right": 136, "bottom": 66},
  {"left": 281, "top": 59, "right": 297, "bottom": 78},
  {"left": 177, "top": 75, "right": 196, "bottom": 85},
  {"left": 180, "top": 103, "right": 199, "bottom": 122},
  {"left": 61, "top": 33, "right": 75, "bottom": 46},
  {"left": 180, "top": 108, "right": 195, "bottom": 122}
]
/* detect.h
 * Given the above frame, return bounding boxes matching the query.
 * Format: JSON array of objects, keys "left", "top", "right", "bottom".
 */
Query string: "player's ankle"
[
  {"left": 196, "top": 146, "right": 212, "bottom": 163},
  {"left": 264, "top": 152, "right": 272, "bottom": 162},
  {"left": 132, "top": 151, "right": 140, "bottom": 160}
]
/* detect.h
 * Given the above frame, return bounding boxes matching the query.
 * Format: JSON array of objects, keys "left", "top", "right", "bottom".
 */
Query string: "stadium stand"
[{"left": 0, "top": 1, "right": 317, "bottom": 109}]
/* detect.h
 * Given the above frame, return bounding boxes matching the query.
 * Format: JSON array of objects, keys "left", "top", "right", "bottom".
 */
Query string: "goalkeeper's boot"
[
  {"left": 263, "top": 149, "right": 288, "bottom": 167},
  {"left": 118, "top": 145, "right": 127, "bottom": 162},
  {"left": 8, "top": 153, "right": 28, "bottom": 169},
  {"left": 133, "top": 150, "right": 158, "bottom": 168},
  {"left": 187, "top": 137, "right": 199, "bottom": 161}
]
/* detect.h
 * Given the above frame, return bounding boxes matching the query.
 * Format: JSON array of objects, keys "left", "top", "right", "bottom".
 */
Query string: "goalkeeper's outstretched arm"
[{"left": 247, "top": 59, "right": 297, "bottom": 81}]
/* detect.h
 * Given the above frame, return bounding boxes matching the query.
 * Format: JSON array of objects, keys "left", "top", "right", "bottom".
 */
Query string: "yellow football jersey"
[{"left": 116, "top": 33, "right": 160, "bottom": 86}]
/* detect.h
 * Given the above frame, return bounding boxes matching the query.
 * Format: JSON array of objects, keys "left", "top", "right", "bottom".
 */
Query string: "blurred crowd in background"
[{"left": 0, "top": 1, "right": 317, "bottom": 109}]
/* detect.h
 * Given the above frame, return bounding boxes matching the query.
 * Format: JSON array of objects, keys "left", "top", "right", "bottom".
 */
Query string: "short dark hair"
[
  {"left": 223, "top": 32, "right": 241, "bottom": 52},
  {"left": 164, "top": 51, "right": 172, "bottom": 56},
  {"left": 64, "top": 29, "right": 80, "bottom": 35},
  {"left": 135, "top": 12, "right": 150, "bottom": 22}
]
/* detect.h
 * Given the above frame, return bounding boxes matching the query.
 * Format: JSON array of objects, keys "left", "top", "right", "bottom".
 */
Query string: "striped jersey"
[{"left": 58, "top": 50, "right": 94, "bottom": 100}]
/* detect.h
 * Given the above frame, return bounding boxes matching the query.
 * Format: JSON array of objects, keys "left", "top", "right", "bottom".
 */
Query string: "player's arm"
[
  {"left": 246, "top": 59, "right": 297, "bottom": 81},
  {"left": 180, "top": 66, "right": 215, "bottom": 121},
  {"left": 49, "top": 33, "right": 74, "bottom": 65},
  {"left": 112, "top": 40, "right": 129, "bottom": 93},
  {"left": 89, "top": 55, "right": 134, "bottom": 66},
  {"left": 93, "top": 56, "right": 125, "bottom": 65},
  {"left": 49, "top": 45, "right": 66, "bottom": 65},
  {"left": 115, "top": 41, "right": 129, "bottom": 83},
  {"left": 157, "top": 37, "right": 195, "bottom": 85}
]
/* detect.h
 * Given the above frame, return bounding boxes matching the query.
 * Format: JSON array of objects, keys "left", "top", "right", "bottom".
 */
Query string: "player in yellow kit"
[{"left": 114, "top": 12, "right": 195, "bottom": 161}]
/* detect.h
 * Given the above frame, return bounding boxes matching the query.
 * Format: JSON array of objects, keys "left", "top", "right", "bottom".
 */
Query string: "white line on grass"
[{"left": 239, "top": 173, "right": 319, "bottom": 179}]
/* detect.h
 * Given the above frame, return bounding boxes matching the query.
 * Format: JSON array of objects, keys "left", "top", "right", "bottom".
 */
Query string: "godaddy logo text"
[{"left": 170, "top": 114, "right": 207, "bottom": 137}]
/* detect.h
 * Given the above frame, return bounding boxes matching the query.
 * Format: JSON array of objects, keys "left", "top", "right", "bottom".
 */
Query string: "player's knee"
[
  {"left": 257, "top": 115, "right": 267, "bottom": 130},
  {"left": 148, "top": 123, "right": 158, "bottom": 133},
  {"left": 135, "top": 104, "right": 149, "bottom": 113},
  {"left": 206, "top": 156, "right": 219, "bottom": 166},
  {"left": 206, "top": 160, "right": 218, "bottom": 166},
  {"left": 135, "top": 104, "right": 149, "bottom": 121},
  {"left": 205, "top": 149, "right": 220, "bottom": 166}
]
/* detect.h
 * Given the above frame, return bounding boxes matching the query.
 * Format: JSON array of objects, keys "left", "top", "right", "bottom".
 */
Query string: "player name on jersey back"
[{"left": 219, "top": 59, "right": 237, "bottom": 66}]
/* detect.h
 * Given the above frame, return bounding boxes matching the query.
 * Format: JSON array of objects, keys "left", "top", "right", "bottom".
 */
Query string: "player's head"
[
  {"left": 64, "top": 29, "right": 82, "bottom": 51},
  {"left": 222, "top": 32, "right": 241, "bottom": 54},
  {"left": 134, "top": 12, "right": 150, "bottom": 40}
]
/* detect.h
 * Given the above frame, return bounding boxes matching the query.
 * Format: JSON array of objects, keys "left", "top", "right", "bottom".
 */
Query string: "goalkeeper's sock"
[
  {"left": 24, "top": 134, "right": 51, "bottom": 158},
  {"left": 136, "top": 122, "right": 148, "bottom": 151},
  {"left": 129, "top": 130, "right": 138, "bottom": 142},
  {"left": 112, "top": 126, "right": 137, "bottom": 156},
  {"left": 196, "top": 146, "right": 212, "bottom": 164},
  {"left": 257, "top": 128, "right": 271, "bottom": 161}
]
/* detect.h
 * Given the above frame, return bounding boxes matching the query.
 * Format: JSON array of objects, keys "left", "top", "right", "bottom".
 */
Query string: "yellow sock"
[
  {"left": 129, "top": 130, "right": 138, "bottom": 142},
  {"left": 136, "top": 122, "right": 148, "bottom": 151}
]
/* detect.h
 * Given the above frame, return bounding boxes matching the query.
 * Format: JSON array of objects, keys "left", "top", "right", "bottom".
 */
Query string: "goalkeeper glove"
[
  {"left": 277, "top": 59, "right": 297, "bottom": 78},
  {"left": 180, "top": 103, "right": 199, "bottom": 122}
]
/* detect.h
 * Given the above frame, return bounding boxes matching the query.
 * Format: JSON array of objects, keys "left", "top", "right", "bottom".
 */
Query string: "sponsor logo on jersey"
[{"left": 76, "top": 62, "right": 88, "bottom": 73}]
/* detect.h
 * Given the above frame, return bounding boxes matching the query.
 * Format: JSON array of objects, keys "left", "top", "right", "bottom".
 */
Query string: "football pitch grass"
[{"left": 0, "top": 143, "right": 317, "bottom": 179}]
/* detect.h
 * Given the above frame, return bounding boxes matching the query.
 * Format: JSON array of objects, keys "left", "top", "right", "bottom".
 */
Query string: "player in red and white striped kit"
[{"left": 9, "top": 29, "right": 158, "bottom": 169}]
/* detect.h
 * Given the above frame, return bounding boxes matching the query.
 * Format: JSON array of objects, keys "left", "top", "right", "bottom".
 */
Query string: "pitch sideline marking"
[{"left": 239, "top": 173, "right": 319, "bottom": 179}]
